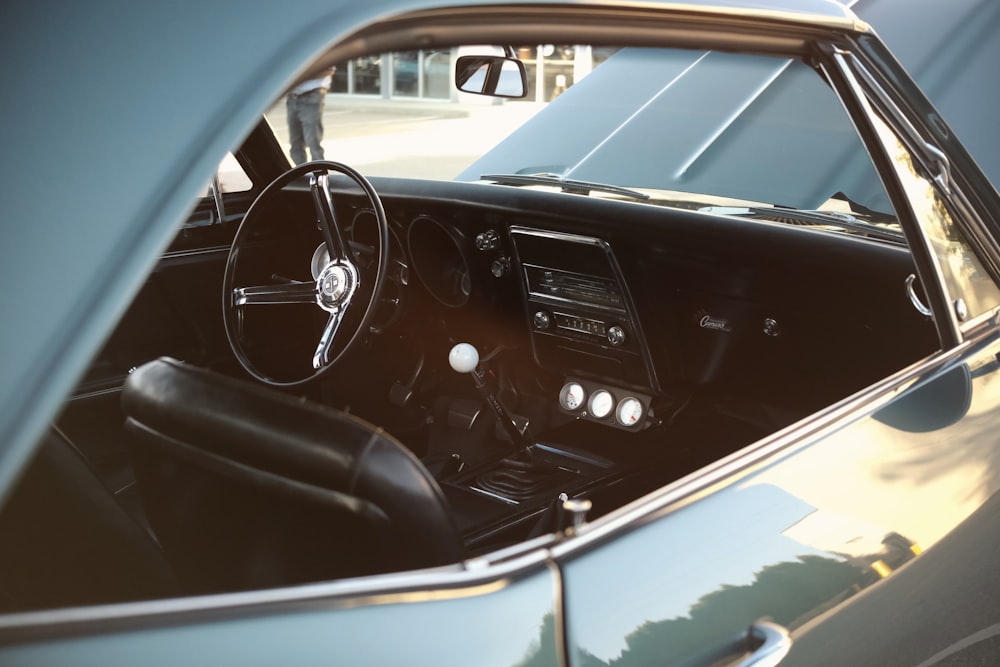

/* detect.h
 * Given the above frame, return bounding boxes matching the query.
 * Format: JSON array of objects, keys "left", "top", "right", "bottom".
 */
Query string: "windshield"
[{"left": 266, "top": 44, "right": 893, "bottom": 220}]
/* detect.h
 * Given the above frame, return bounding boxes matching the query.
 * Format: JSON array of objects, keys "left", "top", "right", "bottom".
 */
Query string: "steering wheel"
[{"left": 222, "top": 161, "right": 389, "bottom": 387}]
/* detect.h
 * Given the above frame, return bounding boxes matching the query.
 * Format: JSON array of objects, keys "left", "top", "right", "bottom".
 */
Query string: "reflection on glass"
[
  {"left": 870, "top": 114, "right": 1000, "bottom": 322},
  {"left": 456, "top": 57, "right": 525, "bottom": 98}
]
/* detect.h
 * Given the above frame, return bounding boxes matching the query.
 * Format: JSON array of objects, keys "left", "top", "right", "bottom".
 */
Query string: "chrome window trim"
[
  {"left": 0, "top": 546, "right": 558, "bottom": 642},
  {"left": 831, "top": 48, "right": 1000, "bottom": 338},
  {"left": 825, "top": 48, "right": 961, "bottom": 347}
]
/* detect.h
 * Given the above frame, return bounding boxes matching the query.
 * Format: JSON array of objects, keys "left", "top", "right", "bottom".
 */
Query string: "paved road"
[{"left": 266, "top": 96, "right": 544, "bottom": 180}]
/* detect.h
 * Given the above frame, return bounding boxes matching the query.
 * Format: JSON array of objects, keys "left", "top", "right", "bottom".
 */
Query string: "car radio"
[{"left": 510, "top": 227, "right": 656, "bottom": 390}]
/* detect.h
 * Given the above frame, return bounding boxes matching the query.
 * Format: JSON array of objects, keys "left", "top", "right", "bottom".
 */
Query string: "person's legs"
[
  {"left": 286, "top": 95, "right": 307, "bottom": 165},
  {"left": 298, "top": 90, "right": 326, "bottom": 161}
]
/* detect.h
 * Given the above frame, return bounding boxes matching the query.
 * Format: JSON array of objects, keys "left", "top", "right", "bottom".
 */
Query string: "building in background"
[{"left": 331, "top": 46, "right": 617, "bottom": 102}]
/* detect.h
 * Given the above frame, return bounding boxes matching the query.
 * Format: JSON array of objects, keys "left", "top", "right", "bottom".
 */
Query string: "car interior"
[{"left": 0, "top": 38, "right": 942, "bottom": 612}]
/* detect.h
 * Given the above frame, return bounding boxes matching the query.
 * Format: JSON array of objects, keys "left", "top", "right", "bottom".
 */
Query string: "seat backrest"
[{"left": 122, "top": 357, "right": 462, "bottom": 594}]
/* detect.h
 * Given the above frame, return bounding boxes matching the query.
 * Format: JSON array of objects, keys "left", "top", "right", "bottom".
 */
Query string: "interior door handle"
[
  {"left": 734, "top": 621, "right": 791, "bottom": 667},
  {"left": 905, "top": 273, "right": 933, "bottom": 318}
]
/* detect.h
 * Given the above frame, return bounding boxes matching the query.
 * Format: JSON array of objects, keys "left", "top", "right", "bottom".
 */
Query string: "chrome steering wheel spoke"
[
  {"left": 310, "top": 172, "right": 350, "bottom": 263},
  {"left": 313, "top": 308, "right": 347, "bottom": 369},
  {"left": 234, "top": 281, "right": 318, "bottom": 307}
]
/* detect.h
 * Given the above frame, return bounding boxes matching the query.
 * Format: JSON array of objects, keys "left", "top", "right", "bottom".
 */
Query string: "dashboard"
[{"left": 324, "top": 176, "right": 937, "bottom": 439}]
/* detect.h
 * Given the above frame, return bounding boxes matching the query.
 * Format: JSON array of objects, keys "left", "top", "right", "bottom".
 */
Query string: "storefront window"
[
  {"left": 352, "top": 56, "right": 382, "bottom": 95},
  {"left": 393, "top": 51, "right": 419, "bottom": 97},
  {"left": 423, "top": 50, "right": 451, "bottom": 99},
  {"left": 510, "top": 45, "right": 616, "bottom": 102}
]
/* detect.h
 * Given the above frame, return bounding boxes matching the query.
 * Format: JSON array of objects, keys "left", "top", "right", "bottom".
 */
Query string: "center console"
[{"left": 510, "top": 227, "right": 658, "bottom": 429}]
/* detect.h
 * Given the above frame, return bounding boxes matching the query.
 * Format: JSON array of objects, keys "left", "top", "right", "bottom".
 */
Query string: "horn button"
[{"left": 317, "top": 262, "right": 358, "bottom": 312}]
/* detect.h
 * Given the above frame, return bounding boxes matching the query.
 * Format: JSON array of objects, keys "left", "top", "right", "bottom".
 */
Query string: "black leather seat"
[{"left": 122, "top": 357, "right": 463, "bottom": 594}]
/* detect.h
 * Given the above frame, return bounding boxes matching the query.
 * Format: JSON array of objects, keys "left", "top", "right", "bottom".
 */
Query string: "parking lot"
[{"left": 266, "top": 96, "right": 545, "bottom": 179}]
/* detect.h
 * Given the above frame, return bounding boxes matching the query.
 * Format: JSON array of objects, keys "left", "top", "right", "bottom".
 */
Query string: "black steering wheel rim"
[{"left": 222, "top": 161, "right": 389, "bottom": 387}]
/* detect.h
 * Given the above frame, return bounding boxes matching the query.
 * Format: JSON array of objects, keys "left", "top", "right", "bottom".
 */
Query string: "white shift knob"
[{"left": 449, "top": 343, "right": 480, "bottom": 374}]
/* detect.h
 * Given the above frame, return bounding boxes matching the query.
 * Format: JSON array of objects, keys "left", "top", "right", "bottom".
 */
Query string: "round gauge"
[
  {"left": 350, "top": 209, "right": 395, "bottom": 271},
  {"left": 407, "top": 215, "right": 471, "bottom": 308},
  {"left": 588, "top": 389, "right": 614, "bottom": 419},
  {"left": 616, "top": 397, "right": 644, "bottom": 427},
  {"left": 559, "top": 382, "right": 586, "bottom": 411}
]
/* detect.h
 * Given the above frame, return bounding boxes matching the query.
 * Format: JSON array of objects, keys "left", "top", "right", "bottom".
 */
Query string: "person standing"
[{"left": 286, "top": 67, "right": 334, "bottom": 164}]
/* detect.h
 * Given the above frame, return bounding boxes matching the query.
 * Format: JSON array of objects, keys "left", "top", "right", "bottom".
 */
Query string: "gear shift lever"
[{"left": 449, "top": 343, "right": 533, "bottom": 450}]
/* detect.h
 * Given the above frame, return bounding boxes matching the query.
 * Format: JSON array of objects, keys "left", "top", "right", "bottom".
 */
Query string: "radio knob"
[
  {"left": 491, "top": 257, "right": 510, "bottom": 278},
  {"left": 607, "top": 325, "right": 626, "bottom": 346},
  {"left": 533, "top": 311, "right": 551, "bottom": 330}
]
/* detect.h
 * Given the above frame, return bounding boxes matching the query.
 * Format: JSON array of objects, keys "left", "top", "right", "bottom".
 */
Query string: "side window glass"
[
  {"left": 217, "top": 151, "right": 253, "bottom": 193},
  {"left": 182, "top": 153, "right": 253, "bottom": 233}
]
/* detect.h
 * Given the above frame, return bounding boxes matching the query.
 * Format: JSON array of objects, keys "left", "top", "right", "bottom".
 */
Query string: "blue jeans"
[{"left": 286, "top": 89, "right": 326, "bottom": 164}]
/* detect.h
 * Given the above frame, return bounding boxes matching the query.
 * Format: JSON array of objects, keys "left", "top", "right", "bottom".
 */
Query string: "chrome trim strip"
[
  {"left": 68, "top": 384, "right": 123, "bottom": 402},
  {"left": 0, "top": 548, "right": 555, "bottom": 640},
  {"left": 161, "top": 245, "right": 232, "bottom": 260},
  {"left": 736, "top": 622, "right": 792, "bottom": 667},
  {"left": 468, "top": 485, "right": 521, "bottom": 505}
]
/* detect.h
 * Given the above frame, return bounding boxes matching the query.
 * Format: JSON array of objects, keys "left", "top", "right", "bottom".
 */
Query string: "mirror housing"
[{"left": 455, "top": 55, "right": 527, "bottom": 98}]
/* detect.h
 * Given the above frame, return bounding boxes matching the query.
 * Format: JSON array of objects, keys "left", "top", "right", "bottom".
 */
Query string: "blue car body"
[{"left": 1, "top": 1, "right": 1000, "bottom": 665}]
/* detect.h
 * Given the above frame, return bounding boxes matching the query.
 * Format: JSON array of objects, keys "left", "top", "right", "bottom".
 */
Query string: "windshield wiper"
[
  {"left": 701, "top": 205, "right": 905, "bottom": 244},
  {"left": 480, "top": 173, "right": 650, "bottom": 201}
]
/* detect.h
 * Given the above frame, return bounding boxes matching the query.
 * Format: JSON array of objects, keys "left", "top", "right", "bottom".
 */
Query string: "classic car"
[{"left": 2, "top": 0, "right": 1000, "bottom": 665}]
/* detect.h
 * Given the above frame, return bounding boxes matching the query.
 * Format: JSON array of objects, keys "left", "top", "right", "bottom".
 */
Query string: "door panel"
[
  {"left": 57, "top": 246, "right": 233, "bottom": 499},
  {"left": 558, "top": 332, "right": 1000, "bottom": 666},
  {"left": 0, "top": 562, "right": 562, "bottom": 666}
]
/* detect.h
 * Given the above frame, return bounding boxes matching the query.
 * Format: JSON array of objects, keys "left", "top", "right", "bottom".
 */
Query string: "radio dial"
[
  {"left": 607, "top": 325, "right": 626, "bottom": 346},
  {"left": 533, "top": 310, "right": 551, "bottom": 330}
]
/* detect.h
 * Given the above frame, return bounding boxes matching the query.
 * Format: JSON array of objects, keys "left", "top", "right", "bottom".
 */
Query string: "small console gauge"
[
  {"left": 616, "top": 397, "right": 644, "bottom": 427},
  {"left": 559, "top": 382, "right": 586, "bottom": 411},
  {"left": 587, "top": 389, "right": 614, "bottom": 419}
]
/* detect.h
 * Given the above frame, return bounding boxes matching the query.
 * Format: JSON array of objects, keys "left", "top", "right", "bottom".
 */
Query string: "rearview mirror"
[{"left": 455, "top": 55, "right": 527, "bottom": 98}]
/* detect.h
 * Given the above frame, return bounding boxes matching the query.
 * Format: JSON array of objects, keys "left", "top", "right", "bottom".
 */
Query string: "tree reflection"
[{"left": 565, "top": 556, "right": 868, "bottom": 667}]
